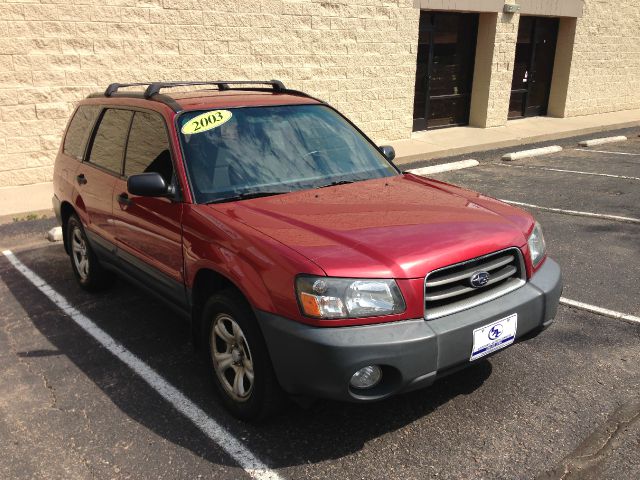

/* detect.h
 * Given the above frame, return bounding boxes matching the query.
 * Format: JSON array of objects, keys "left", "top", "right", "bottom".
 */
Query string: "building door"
[
  {"left": 412, "top": 11, "right": 479, "bottom": 131},
  {"left": 509, "top": 16, "right": 559, "bottom": 119}
]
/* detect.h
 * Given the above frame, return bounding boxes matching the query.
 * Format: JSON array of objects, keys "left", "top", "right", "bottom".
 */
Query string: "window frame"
[
  {"left": 122, "top": 109, "right": 174, "bottom": 182},
  {"left": 174, "top": 103, "right": 400, "bottom": 204},
  {"left": 84, "top": 107, "right": 135, "bottom": 177},
  {"left": 62, "top": 105, "right": 102, "bottom": 161},
  {"left": 83, "top": 105, "right": 182, "bottom": 200}
]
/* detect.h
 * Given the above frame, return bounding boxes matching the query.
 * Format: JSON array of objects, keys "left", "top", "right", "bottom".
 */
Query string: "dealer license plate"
[{"left": 470, "top": 314, "right": 518, "bottom": 362}]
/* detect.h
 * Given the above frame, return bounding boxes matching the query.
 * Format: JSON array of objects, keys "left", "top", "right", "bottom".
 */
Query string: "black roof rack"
[{"left": 103, "top": 80, "right": 286, "bottom": 99}]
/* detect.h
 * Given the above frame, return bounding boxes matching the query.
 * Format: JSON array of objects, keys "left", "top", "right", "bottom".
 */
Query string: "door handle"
[
  {"left": 76, "top": 174, "right": 87, "bottom": 185},
  {"left": 116, "top": 192, "right": 131, "bottom": 206}
]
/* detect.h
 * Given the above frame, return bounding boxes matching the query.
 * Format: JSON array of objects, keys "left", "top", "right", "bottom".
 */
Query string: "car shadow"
[{"left": 0, "top": 245, "right": 493, "bottom": 469}]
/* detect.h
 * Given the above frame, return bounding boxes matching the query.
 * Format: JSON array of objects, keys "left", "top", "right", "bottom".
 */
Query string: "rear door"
[
  {"left": 112, "top": 109, "right": 186, "bottom": 307},
  {"left": 79, "top": 108, "right": 133, "bottom": 253}
]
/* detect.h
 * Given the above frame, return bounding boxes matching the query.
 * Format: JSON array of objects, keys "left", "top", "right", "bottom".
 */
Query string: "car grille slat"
[
  {"left": 425, "top": 254, "right": 515, "bottom": 288},
  {"left": 424, "top": 248, "right": 525, "bottom": 320}
]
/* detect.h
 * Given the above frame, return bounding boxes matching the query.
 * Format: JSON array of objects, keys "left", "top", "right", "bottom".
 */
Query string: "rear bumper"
[{"left": 258, "top": 258, "right": 562, "bottom": 402}]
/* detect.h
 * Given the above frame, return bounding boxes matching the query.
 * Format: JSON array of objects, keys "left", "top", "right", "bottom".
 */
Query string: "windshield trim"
[{"left": 174, "top": 103, "right": 401, "bottom": 205}]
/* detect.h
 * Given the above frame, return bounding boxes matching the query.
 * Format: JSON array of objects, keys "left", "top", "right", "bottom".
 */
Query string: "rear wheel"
[
  {"left": 203, "top": 289, "right": 285, "bottom": 421},
  {"left": 66, "top": 214, "right": 114, "bottom": 291}
]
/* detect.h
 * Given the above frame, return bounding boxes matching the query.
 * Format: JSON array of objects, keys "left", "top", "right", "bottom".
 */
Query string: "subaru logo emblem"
[
  {"left": 470, "top": 271, "right": 490, "bottom": 288},
  {"left": 488, "top": 324, "right": 503, "bottom": 340}
]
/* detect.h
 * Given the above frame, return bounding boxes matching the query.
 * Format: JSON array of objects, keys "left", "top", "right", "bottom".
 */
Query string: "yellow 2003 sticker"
[{"left": 181, "top": 110, "right": 233, "bottom": 135}]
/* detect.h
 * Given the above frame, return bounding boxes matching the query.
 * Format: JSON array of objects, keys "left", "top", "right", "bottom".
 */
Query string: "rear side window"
[
  {"left": 124, "top": 111, "right": 173, "bottom": 185},
  {"left": 87, "top": 109, "right": 133, "bottom": 174},
  {"left": 63, "top": 106, "right": 101, "bottom": 160}
]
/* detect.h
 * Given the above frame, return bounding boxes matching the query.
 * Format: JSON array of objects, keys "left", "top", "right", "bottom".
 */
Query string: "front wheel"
[{"left": 203, "top": 289, "right": 285, "bottom": 421}]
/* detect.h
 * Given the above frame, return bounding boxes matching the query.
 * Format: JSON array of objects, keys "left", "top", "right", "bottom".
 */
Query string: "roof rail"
[
  {"left": 143, "top": 80, "right": 286, "bottom": 98},
  {"left": 104, "top": 82, "right": 154, "bottom": 97}
]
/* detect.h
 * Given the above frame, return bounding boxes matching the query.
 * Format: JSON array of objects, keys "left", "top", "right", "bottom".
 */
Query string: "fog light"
[{"left": 350, "top": 365, "right": 382, "bottom": 389}]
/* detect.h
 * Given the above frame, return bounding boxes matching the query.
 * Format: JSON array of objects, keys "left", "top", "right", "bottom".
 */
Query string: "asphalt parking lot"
[{"left": 1, "top": 128, "right": 639, "bottom": 480}]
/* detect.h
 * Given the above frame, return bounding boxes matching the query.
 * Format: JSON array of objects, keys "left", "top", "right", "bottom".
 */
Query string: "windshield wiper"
[
  {"left": 205, "top": 191, "right": 290, "bottom": 204},
  {"left": 316, "top": 180, "right": 356, "bottom": 189}
]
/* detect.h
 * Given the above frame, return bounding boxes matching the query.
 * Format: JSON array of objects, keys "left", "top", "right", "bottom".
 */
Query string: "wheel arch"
[
  {"left": 60, "top": 201, "right": 77, "bottom": 255},
  {"left": 190, "top": 267, "right": 253, "bottom": 349}
]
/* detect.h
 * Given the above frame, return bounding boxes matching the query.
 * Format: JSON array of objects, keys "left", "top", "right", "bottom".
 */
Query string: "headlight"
[
  {"left": 296, "top": 276, "right": 406, "bottom": 319},
  {"left": 527, "top": 221, "right": 547, "bottom": 268}
]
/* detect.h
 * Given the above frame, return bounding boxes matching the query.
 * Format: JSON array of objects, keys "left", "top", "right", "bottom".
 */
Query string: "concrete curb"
[
  {"left": 578, "top": 135, "right": 627, "bottom": 147},
  {"left": 502, "top": 146, "right": 562, "bottom": 161},
  {"left": 394, "top": 119, "right": 640, "bottom": 165},
  {"left": 407, "top": 159, "right": 479, "bottom": 176}
]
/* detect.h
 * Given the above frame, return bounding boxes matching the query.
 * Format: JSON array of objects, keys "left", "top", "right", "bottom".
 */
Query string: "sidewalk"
[{"left": 391, "top": 109, "right": 640, "bottom": 165}]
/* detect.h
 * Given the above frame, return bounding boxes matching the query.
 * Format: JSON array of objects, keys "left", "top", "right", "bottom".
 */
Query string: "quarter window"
[
  {"left": 63, "top": 106, "right": 101, "bottom": 160},
  {"left": 87, "top": 109, "right": 133, "bottom": 174},
  {"left": 124, "top": 111, "right": 173, "bottom": 185}
]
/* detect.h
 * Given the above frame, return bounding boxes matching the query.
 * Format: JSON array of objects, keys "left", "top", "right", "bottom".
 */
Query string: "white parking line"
[
  {"left": 560, "top": 297, "right": 640, "bottom": 325},
  {"left": 497, "top": 163, "right": 640, "bottom": 181},
  {"left": 574, "top": 148, "right": 640, "bottom": 156},
  {"left": 499, "top": 200, "right": 640, "bottom": 224},
  {"left": 407, "top": 159, "right": 479, "bottom": 175},
  {"left": 1, "top": 250, "right": 283, "bottom": 480}
]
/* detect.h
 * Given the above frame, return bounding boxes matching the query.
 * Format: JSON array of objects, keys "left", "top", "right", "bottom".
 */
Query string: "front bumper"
[{"left": 258, "top": 257, "right": 562, "bottom": 402}]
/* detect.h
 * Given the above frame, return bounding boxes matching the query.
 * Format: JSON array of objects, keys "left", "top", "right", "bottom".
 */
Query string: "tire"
[
  {"left": 66, "top": 214, "right": 114, "bottom": 291},
  {"left": 203, "top": 288, "right": 285, "bottom": 421}
]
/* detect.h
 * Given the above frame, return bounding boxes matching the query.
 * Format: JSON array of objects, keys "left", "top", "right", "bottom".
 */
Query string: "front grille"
[{"left": 424, "top": 248, "right": 525, "bottom": 320}]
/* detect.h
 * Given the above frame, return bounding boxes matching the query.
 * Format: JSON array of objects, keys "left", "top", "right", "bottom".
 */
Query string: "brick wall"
[
  {"left": 1, "top": 0, "right": 639, "bottom": 191},
  {"left": 565, "top": 0, "right": 640, "bottom": 116},
  {"left": 0, "top": 0, "right": 420, "bottom": 188}
]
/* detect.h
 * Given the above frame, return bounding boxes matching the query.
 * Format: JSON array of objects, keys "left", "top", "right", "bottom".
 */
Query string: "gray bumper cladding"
[{"left": 258, "top": 258, "right": 563, "bottom": 402}]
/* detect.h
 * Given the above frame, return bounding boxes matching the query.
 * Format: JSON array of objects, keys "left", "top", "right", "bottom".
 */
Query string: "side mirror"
[
  {"left": 127, "top": 172, "right": 168, "bottom": 197},
  {"left": 380, "top": 145, "right": 396, "bottom": 162}
]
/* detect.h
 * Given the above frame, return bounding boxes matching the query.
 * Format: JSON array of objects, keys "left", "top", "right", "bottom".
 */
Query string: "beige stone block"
[
  {"left": 0, "top": 170, "right": 17, "bottom": 188},
  {"left": 43, "top": 21, "right": 77, "bottom": 38},
  {"left": 58, "top": 5, "right": 94, "bottom": 22},
  {"left": 1, "top": 104, "right": 37, "bottom": 122},
  {"left": 178, "top": 40, "right": 205, "bottom": 55},
  {"left": 23, "top": 4, "right": 60, "bottom": 21},
  {"left": 1, "top": 4, "right": 25, "bottom": 21},
  {"left": 60, "top": 39, "right": 94, "bottom": 55},
  {"left": 7, "top": 21, "right": 44, "bottom": 38},
  {"left": 153, "top": 40, "right": 180, "bottom": 54},
  {"left": 91, "top": 6, "right": 121, "bottom": 22},
  {"left": 121, "top": 7, "right": 152, "bottom": 23},
  {"left": 0, "top": 71, "right": 33, "bottom": 88},
  {"left": 33, "top": 71, "right": 67, "bottom": 87},
  {"left": 0, "top": 153, "right": 27, "bottom": 172},
  {"left": 93, "top": 39, "right": 124, "bottom": 54},
  {"left": 36, "top": 103, "right": 71, "bottom": 120},
  {"left": 5, "top": 137, "right": 40, "bottom": 154},
  {"left": 40, "top": 134, "right": 62, "bottom": 151}
]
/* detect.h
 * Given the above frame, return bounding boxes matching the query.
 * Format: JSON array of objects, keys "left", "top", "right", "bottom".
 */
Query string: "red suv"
[{"left": 53, "top": 81, "right": 562, "bottom": 420}]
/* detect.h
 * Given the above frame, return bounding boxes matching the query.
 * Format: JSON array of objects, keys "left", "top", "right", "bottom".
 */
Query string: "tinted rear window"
[
  {"left": 63, "top": 106, "right": 101, "bottom": 160},
  {"left": 87, "top": 109, "right": 134, "bottom": 174}
]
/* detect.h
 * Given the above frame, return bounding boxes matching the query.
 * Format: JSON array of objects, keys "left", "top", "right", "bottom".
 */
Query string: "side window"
[
  {"left": 63, "top": 105, "right": 101, "bottom": 160},
  {"left": 124, "top": 111, "right": 173, "bottom": 185},
  {"left": 87, "top": 109, "right": 133, "bottom": 174}
]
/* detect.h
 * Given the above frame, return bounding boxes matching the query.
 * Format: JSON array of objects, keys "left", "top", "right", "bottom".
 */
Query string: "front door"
[
  {"left": 112, "top": 109, "right": 186, "bottom": 307},
  {"left": 412, "top": 11, "right": 479, "bottom": 131},
  {"left": 509, "top": 16, "right": 559, "bottom": 119}
]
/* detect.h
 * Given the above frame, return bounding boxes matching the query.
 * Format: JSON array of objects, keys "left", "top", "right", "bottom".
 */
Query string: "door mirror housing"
[
  {"left": 127, "top": 172, "right": 169, "bottom": 197},
  {"left": 380, "top": 145, "right": 396, "bottom": 162}
]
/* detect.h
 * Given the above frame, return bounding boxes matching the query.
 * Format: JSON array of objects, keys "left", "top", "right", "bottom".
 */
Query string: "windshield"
[{"left": 177, "top": 105, "right": 398, "bottom": 203}]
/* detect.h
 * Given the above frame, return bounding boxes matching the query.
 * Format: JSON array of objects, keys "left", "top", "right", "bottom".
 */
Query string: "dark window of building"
[
  {"left": 63, "top": 106, "right": 101, "bottom": 160},
  {"left": 87, "top": 109, "right": 133, "bottom": 174},
  {"left": 124, "top": 111, "right": 173, "bottom": 185},
  {"left": 509, "top": 16, "right": 559, "bottom": 119},
  {"left": 412, "top": 11, "right": 479, "bottom": 131}
]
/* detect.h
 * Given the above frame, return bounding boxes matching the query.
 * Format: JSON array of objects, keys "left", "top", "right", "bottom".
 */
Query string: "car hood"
[{"left": 210, "top": 174, "right": 533, "bottom": 278}]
